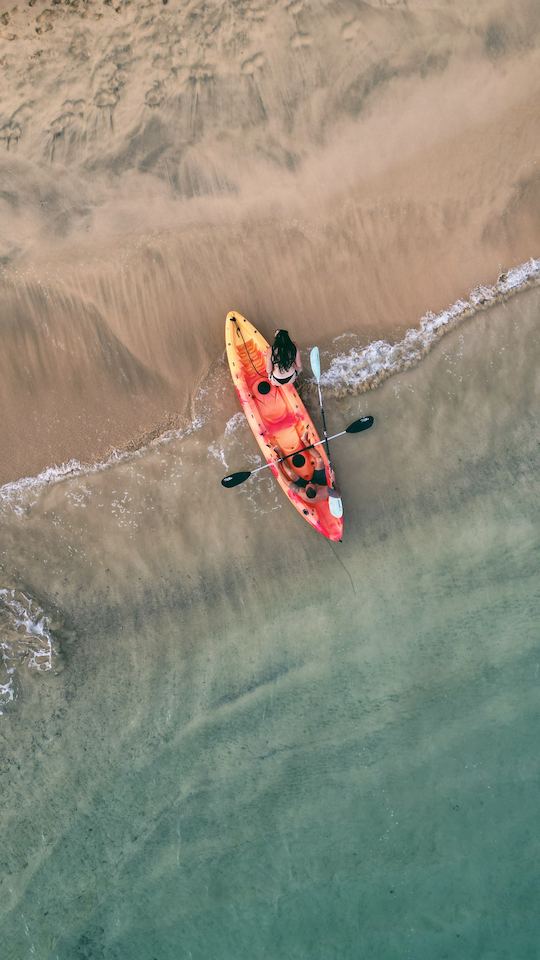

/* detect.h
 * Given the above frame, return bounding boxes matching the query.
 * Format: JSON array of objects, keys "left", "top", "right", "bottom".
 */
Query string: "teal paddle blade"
[{"left": 309, "top": 346, "right": 321, "bottom": 381}]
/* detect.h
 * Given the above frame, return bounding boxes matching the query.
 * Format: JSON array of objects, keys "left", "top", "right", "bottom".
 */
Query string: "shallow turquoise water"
[{"left": 1, "top": 288, "right": 539, "bottom": 959}]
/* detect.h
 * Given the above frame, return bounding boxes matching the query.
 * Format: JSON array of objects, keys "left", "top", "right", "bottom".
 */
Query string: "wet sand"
[{"left": 1, "top": 0, "right": 540, "bottom": 484}]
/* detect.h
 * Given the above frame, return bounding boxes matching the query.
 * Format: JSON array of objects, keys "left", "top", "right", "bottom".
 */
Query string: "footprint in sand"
[
  {"left": 0, "top": 122, "right": 22, "bottom": 150},
  {"left": 92, "top": 63, "right": 127, "bottom": 111},
  {"left": 341, "top": 20, "right": 362, "bottom": 42},
  {"left": 241, "top": 52, "right": 265, "bottom": 76},
  {"left": 151, "top": 37, "right": 185, "bottom": 73},
  {"left": 286, "top": 0, "right": 306, "bottom": 15},
  {"left": 47, "top": 104, "right": 85, "bottom": 160},
  {"left": 290, "top": 32, "right": 313, "bottom": 49},
  {"left": 68, "top": 32, "right": 90, "bottom": 62},
  {"left": 0, "top": 101, "right": 34, "bottom": 151},
  {"left": 48, "top": 101, "right": 85, "bottom": 144},
  {"left": 63, "top": 99, "right": 86, "bottom": 115},
  {"left": 35, "top": 10, "right": 54, "bottom": 35},
  {"left": 11, "top": 101, "right": 34, "bottom": 125},
  {"left": 247, "top": 7, "right": 266, "bottom": 22},
  {"left": 110, "top": 43, "right": 133, "bottom": 69},
  {"left": 152, "top": 51, "right": 170, "bottom": 69},
  {"left": 188, "top": 63, "right": 215, "bottom": 83},
  {"left": 47, "top": 112, "right": 77, "bottom": 160},
  {"left": 94, "top": 89, "right": 119, "bottom": 109},
  {"left": 49, "top": 113, "right": 76, "bottom": 137},
  {"left": 144, "top": 82, "right": 165, "bottom": 108}
]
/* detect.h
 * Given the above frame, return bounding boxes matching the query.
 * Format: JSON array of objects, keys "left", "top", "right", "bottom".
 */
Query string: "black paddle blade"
[
  {"left": 221, "top": 470, "right": 252, "bottom": 488},
  {"left": 346, "top": 415, "right": 374, "bottom": 434}
]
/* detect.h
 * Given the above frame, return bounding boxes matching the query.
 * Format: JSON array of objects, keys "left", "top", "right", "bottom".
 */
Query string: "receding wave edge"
[{"left": 1, "top": 256, "right": 538, "bottom": 511}]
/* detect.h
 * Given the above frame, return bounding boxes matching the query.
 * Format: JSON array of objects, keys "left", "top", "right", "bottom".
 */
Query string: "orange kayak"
[{"left": 225, "top": 311, "right": 343, "bottom": 541}]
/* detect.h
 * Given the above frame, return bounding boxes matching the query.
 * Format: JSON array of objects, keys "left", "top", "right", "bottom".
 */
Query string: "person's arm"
[
  {"left": 265, "top": 348, "right": 273, "bottom": 378},
  {"left": 295, "top": 348, "right": 302, "bottom": 372}
]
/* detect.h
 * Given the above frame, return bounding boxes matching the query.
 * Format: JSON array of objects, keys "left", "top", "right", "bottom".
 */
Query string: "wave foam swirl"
[{"left": 0, "top": 588, "right": 56, "bottom": 711}]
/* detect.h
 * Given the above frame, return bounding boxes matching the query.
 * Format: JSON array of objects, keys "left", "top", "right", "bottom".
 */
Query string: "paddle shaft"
[
  {"left": 316, "top": 380, "right": 334, "bottom": 476},
  {"left": 249, "top": 427, "right": 350, "bottom": 479},
  {"left": 221, "top": 416, "right": 373, "bottom": 487},
  {"left": 309, "top": 347, "right": 342, "bottom": 517},
  {"left": 310, "top": 347, "right": 337, "bottom": 489}
]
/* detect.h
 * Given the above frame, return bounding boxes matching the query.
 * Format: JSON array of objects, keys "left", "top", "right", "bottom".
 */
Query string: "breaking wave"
[{"left": 318, "top": 258, "right": 540, "bottom": 395}]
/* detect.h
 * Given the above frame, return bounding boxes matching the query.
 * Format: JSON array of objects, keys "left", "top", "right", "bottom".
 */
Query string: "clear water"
[{"left": 1, "top": 287, "right": 539, "bottom": 959}]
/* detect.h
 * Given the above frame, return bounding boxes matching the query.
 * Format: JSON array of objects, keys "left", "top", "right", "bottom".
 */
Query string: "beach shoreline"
[
  {"left": 2, "top": 2, "right": 540, "bottom": 952},
  {"left": 2, "top": 0, "right": 540, "bottom": 487},
  {"left": 1, "top": 256, "right": 538, "bottom": 495}
]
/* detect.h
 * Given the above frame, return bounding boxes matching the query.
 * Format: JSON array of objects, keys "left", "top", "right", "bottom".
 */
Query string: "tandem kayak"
[{"left": 225, "top": 311, "right": 343, "bottom": 541}]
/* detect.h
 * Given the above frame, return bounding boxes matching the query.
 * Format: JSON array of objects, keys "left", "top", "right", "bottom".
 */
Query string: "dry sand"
[{"left": 1, "top": 0, "right": 539, "bottom": 484}]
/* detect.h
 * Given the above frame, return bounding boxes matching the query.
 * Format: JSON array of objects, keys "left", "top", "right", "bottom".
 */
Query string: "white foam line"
[
  {"left": 1, "top": 257, "right": 537, "bottom": 511},
  {"left": 319, "top": 258, "right": 540, "bottom": 393},
  {"left": 0, "top": 417, "right": 205, "bottom": 514},
  {"left": 0, "top": 454, "right": 128, "bottom": 516}
]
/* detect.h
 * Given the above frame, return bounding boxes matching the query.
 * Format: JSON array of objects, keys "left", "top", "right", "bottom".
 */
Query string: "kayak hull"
[{"left": 225, "top": 311, "right": 343, "bottom": 541}]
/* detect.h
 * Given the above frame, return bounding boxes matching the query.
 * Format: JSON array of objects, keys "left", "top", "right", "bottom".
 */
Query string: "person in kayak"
[
  {"left": 265, "top": 329, "right": 302, "bottom": 386},
  {"left": 273, "top": 432, "right": 340, "bottom": 504}
]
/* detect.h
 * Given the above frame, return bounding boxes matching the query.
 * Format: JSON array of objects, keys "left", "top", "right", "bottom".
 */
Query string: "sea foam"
[
  {"left": 1, "top": 258, "right": 538, "bottom": 510},
  {"left": 318, "top": 258, "right": 540, "bottom": 395},
  {"left": 0, "top": 588, "right": 56, "bottom": 711},
  {"left": 0, "top": 418, "right": 204, "bottom": 516}
]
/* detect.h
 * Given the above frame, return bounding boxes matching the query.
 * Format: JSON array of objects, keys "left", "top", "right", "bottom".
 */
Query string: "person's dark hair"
[{"left": 271, "top": 329, "right": 297, "bottom": 373}]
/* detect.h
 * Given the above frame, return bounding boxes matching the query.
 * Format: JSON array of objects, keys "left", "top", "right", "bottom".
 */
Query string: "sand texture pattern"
[{"left": 1, "top": 0, "right": 540, "bottom": 481}]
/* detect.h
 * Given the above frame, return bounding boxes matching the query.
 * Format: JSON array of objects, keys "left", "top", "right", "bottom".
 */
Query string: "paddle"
[
  {"left": 221, "top": 416, "right": 374, "bottom": 488},
  {"left": 309, "top": 346, "right": 342, "bottom": 518}
]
